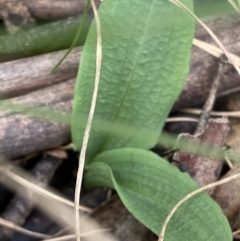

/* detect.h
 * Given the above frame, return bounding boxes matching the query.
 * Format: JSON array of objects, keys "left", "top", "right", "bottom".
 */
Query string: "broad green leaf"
[
  {"left": 85, "top": 148, "right": 232, "bottom": 241},
  {"left": 71, "top": 0, "right": 195, "bottom": 160}
]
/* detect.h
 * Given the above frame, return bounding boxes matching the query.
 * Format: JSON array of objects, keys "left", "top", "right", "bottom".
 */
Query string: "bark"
[
  {"left": 24, "top": 0, "right": 101, "bottom": 20},
  {"left": 0, "top": 80, "right": 73, "bottom": 159},
  {"left": 0, "top": 47, "right": 81, "bottom": 98},
  {"left": 0, "top": 0, "right": 35, "bottom": 33}
]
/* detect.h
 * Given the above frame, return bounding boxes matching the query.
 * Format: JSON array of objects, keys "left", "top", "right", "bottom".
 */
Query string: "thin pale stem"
[
  {"left": 228, "top": 0, "right": 240, "bottom": 13},
  {"left": 180, "top": 108, "right": 240, "bottom": 118},
  {"left": 0, "top": 169, "right": 92, "bottom": 213},
  {"left": 169, "top": 0, "right": 240, "bottom": 75},
  {"left": 74, "top": 0, "right": 102, "bottom": 240},
  {"left": 166, "top": 117, "right": 198, "bottom": 122},
  {"left": 0, "top": 217, "right": 50, "bottom": 239}
]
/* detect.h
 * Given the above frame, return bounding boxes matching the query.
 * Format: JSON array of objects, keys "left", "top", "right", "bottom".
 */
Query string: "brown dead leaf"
[
  {"left": 225, "top": 95, "right": 240, "bottom": 151},
  {"left": 173, "top": 118, "right": 230, "bottom": 189},
  {"left": 226, "top": 120, "right": 240, "bottom": 151},
  {"left": 212, "top": 165, "right": 240, "bottom": 230}
]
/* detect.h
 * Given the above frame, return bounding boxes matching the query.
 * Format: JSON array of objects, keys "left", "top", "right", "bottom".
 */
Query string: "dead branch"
[
  {"left": 0, "top": 80, "right": 73, "bottom": 159},
  {"left": 0, "top": 48, "right": 80, "bottom": 98},
  {"left": 25, "top": 0, "right": 101, "bottom": 20}
]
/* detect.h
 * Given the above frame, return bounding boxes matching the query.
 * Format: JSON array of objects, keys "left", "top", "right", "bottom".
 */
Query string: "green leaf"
[
  {"left": 51, "top": 0, "right": 91, "bottom": 73},
  {"left": 0, "top": 15, "right": 92, "bottom": 60},
  {"left": 71, "top": 0, "right": 195, "bottom": 160},
  {"left": 85, "top": 148, "right": 232, "bottom": 241},
  {"left": 194, "top": 0, "right": 235, "bottom": 18}
]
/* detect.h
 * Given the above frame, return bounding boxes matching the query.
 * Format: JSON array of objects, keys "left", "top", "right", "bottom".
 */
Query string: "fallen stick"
[
  {"left": 0, "top": 48, "right": 81, "bottom": 98},
  {"left": 25, "top": 0, "right": 101, "bottom": 20},
  {"left": 0, "top": 80, "right": 73, "bottom": 159}
]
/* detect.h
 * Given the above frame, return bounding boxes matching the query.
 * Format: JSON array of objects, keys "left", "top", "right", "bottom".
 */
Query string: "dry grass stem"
[
  {"left": 193, "top": 38, "right": 240, "bottom": 66},
  {"left": 0, "top": 217, "right": 50, "bottom": 239},
  {"left": 228, "top": 0, "right": 240, "bottom": 13},
  {"left": 169, "top": 0, "right": 240, "bottom": 75},
  {"left": 158, "top": 172, "right": 240, "bottom": 241},
  {"left": 81, "top": 228, "right": 111, "bottom": 237},
  {"left": 180, "top": 108, "right": 240, "bottom": 118},
  {"left": 166, "top": 117, "right": 198, "bottom": 122},
  {"left": 225, "top": 152, "right": 234, "bottom": 169},
  {"left": 0, "top": 168, "right": 92, "bottom": 213},
  {"left": 233, "top": 229, "right": 240, "bottom": 236},
  {"left": 44, "top": 234, "right": 75, "bottom": 241},
  {"left": 74, "top": 0, "right": 102, "bottom": 240},
  {"left": 0, "top": 160, "right": 116, "bottom": 241},
  {"left": 43, "top": 229, "right": 111, "bottom": 241},
  {"left": 233, "top": 234, "right": 240, "bottom": 239}
]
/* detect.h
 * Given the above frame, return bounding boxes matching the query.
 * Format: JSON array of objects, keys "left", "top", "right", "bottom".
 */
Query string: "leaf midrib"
[{"left": 96, "top": 0, "right": 157, "bottom": 154}]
